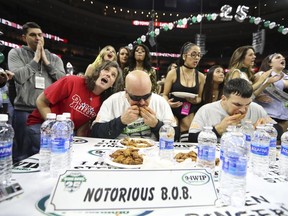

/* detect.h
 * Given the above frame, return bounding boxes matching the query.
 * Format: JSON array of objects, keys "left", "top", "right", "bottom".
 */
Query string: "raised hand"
[
  {"left": 120, "top": 105, "right": 140, "bottom": 125},
  {"left": 139, "top": 106, "right": 158, "bottom": 128}
]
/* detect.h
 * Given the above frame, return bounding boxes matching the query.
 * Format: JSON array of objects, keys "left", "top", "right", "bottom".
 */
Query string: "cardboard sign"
[{"left": 46, "top": 169, "right": 217, "bottom": 213}]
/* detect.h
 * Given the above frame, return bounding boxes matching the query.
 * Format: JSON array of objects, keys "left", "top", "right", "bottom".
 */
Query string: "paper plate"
[{"left": 171, "top": 92, "right": 198, "bottom": 98}]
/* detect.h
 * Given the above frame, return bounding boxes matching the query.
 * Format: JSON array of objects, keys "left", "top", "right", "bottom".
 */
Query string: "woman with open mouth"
[
  {"left": 85, "top": 45, "right": 117, "bottom": 77},
  {"left": 254, "top": 53, "right": 288, "bottom": 139},
  {"left": 24, "top": 61, "right": 123, "bottom": 158}
]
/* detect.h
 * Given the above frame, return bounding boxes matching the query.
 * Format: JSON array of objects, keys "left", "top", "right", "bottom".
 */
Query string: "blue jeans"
[
  {"left": 24, "top": 124, "right": 41, "bottom": 156},
  {"left": 12, "top": 110, "right": 32, "bottom": 162}
]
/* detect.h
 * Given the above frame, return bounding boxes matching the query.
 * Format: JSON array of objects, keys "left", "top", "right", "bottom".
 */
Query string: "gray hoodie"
[{"left": 8, "top": 45, "right": 66, "bottom": 111}]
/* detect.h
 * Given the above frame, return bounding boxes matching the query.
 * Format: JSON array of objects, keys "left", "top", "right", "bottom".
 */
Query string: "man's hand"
[
  {"left": 139, "top": 106, "right": 158, "bottom": 128},
  {"left": 120, "top": 105, "right": 140, "bottom": 125},
  {"left": 5, "top": 70, "right": 14, "bottom": 80},
  {"left": 0, "top": 71, "right": 8, "bottom": 84},
  {"left": 215, "top": 114, "right": 244, "bottom": 135},
  {"left": 41, "top": 45, "right": 50, "bottom": 65},
  {"left": 33, "top": 41, "right": 43, "bottom": 63}
]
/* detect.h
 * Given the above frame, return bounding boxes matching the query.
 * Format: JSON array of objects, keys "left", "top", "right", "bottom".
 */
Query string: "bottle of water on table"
[
  {"left": 0, "top": 114, "right": 14, "bottom": 186},
  {"left": 250, "top": 125, "right": 270, "bottom": 177},
  {"left": 50, "top": 115, "right": 70, "bottom": 178},
  {"left": 39, "top": 113, "right": 56, "bottom": 173},
  {"left": 264, "top": 123, "right": 277, "bottom": 167},
  {"left": 280, "top": 130, "right": 288, "bottom": 177},
  {"left": 219, "top": 125, "right": 236, "bottom": 179},
  {"left": 197, "top": 126, "right": 217, "bottom": 176},
  {"left": 240, "top": 119, "right": 254, "bottom": 166},
  {"left": 159, "top": 120, "right": 175, "bottom": 161},
  {"left": 219, "top": 130, "right": 247, "bottom": 207},
  {"left": 62, "top": 112, "right": 74, "bottom": 168}
]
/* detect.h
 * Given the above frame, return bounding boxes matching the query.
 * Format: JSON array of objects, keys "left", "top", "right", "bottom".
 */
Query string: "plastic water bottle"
[
  {"left": 264, "top": 123, "right": 278, "bottom": 167},
  {"left": 62, "top": 112, "right": 74, "bottom": 167},
  {"left": 159, "top": 120, "right": 175, "bottom": 161},
  {"left": 50, "top": 115, "right": 70, "bottom": 178},
  {"left": 0, "top": 114, "right": 14, "bottom": 186},
  {"left": 280, "top": 130, "right": 288, "bottom": 177},
  {"left": 250, "top": 125, "right": 270, "bottom": 177},
  {"left": 197, "top": 126, "right": 217, "bottom": 176},
  {"left": 39, "top": 113, "right": 56, "bottom": 173},
  {"left": 219, "top": 130, "right": 248, "bottom": 207},
  {"left": 219, "top": 125, "right": 237, "bottom": 179},
  {"left": 240, "top": 119, "right": 254, "bottom": 166}
]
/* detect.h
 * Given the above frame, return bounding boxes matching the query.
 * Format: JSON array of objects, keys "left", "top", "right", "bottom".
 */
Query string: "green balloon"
[{"left": 0, "top": 52, "right": 5, "bottom": 64}]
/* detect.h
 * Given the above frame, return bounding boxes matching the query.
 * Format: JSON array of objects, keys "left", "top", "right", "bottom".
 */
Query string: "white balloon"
[
  {"left": 197, "top": 14, "right": 202, "bottom": 22},
  {"left": 182, "top": 18, "right": 187, "bottom": 25},
  {"left": 254, "top": 17, "right": 261, "bottom": 25},
  {"left": 155, "top": 28, "right": 160, "bottom": 35},
  {"left": 168, "top": 22, "right": 174, "bottom": 30},
  {"left": 220, "top": 4, "right": 233, "bottom": 21},
  {"left": 234, "top": 5, "right": 249, "bottom": 23},
  {"left": 269, "top": 22, "right": 276, "bottom": 29},
  {"left": 128, "top": 43, "right": 133, "bottom": 50},
  {"left": 282, "top": 28, "right": 288, "bottom": 35},
  {"left": 141, "top": 35, "right": 146, "bottom": 42},
  {"left": 211, "top": 13, "right": 217, "bottom": 21}
]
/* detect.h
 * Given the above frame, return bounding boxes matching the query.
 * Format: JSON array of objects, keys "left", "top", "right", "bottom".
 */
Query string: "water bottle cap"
[
  {"left": 244, "top": 119, "right": 252, "bottom": 124},
  {"left": 46, "top": 113, "right": 56, "bottom": 119},
  {"left": 56, "top": 115, "right": 66, "bottom": 121},
  {"left": 0, "top": 114, "right": 8, "bottom": 121},
  {"left": 256, "top": 125, "right": 266, "bottom": 130},
  {"left": 163, "top": 119, "right": 173, "bottom": 125},
  {"left": 227, "top": 125, "right": 237, "bottom": 130},
  {"left": 62, "top": 112, "right": 71, "bottom": 119},
  {"left": 203, "top": 126, "right": 213, "bottom": 130},
  {"left": 265, "top": 123, "right": 273, "bottom": 127}
]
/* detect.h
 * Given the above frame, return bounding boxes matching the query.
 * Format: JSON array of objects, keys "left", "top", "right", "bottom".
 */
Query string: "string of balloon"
[{"left": 127, "top": 4, "right": 288, "bottom": 49}]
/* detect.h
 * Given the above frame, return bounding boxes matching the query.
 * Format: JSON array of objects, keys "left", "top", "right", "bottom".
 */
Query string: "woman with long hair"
[
  {"left": 162, "top": 42, "right": 205, "bottom": 139},
  {"left": 226, "top": 45, "right": 281, "bottom": 97},
  {"left": 202, "top": 65, "right": 225, "bottom": 105},
  {"left": 123, "top": 44, "right": 158, "bottom": 93},
  {"left": 117, "top": 46, "right": 130, "bottom": 71},
  {"left": 255, "top": 53, "right": 287, "bottom": 136},
  {"left": 85, "top": 45, "right": 117, "bottom": 77},
  {"left": 24, "top": 61, "right": 123, "bottom": 157}
]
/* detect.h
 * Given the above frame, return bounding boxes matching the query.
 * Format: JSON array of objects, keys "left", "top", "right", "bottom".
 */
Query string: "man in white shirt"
[
  {"left": 188, "top": 78, "right": 273, "bottom": 142},
  {"left": 91, "top": 70, "right": 177, "bottom": 140}
]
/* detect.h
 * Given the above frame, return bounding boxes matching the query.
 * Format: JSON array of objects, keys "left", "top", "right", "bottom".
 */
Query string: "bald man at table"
[{"left": 91, "top": 70, "right": 178, "bottom": 141}]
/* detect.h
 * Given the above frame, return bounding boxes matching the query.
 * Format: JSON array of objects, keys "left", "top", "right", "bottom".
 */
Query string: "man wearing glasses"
[{"left": 91, "top": 70, "right": 177, "bottom": 140}]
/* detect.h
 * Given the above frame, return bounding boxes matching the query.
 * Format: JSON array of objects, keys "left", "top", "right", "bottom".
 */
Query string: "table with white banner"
[{"left": 0, "top": 137, "right": 287, "bottom": 216}]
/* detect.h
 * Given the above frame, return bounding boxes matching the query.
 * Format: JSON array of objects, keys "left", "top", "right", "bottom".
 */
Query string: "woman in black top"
[{"left": 162, "top": 42, "right": 205, "bottom": 139}]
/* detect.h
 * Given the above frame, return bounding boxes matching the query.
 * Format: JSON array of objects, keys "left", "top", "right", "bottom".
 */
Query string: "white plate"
[
  {"left": 171, "top": 92, "right": 198, "bottom": 99},
  {"left": 117, "top": 137, "right": 156, "bottom": 150},
  {"left": 103, "top": 150, "right": 142, "bottom": 169}
]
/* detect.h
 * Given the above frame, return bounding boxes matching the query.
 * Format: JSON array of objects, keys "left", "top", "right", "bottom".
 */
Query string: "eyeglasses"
[
  {"left": 186, "top": 52, "right": 201, "bottom": 59},
  {"left": 127, "top": 92, "right": 152, "bottom": 101}
]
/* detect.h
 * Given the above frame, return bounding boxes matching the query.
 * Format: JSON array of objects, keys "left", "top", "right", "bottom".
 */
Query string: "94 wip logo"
[{"left": 61, "top": 172, "right": 87, "bottom": 192}]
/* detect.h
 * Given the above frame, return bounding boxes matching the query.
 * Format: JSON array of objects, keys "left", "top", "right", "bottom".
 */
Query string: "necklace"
[{"left": 183, "top": 64, "right": 195, "bottom": 70}]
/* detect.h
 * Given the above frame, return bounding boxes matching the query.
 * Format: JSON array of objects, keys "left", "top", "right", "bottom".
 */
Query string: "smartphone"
[{"left": 0, "top": 183, "right": 24, "bottom": 202}]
